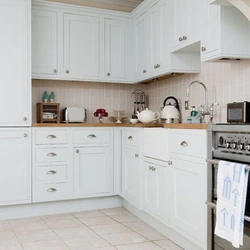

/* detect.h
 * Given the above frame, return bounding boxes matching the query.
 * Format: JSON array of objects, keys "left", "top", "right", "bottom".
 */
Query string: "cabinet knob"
[
  {"left": 128, "top": 136, "right": 133, "bottom": 140},
  {"left": 179, "top": 37, "right": 183, "bottom": 42},
  {"left": 135, "top": 154, "right": 139, "bottom": 158},
  {"left": 143, "top": 69, "right": 146, "bottom": 73},
  {"left": 47, "top": 152, "right": 57, "bottom": 157},
  {"left": 65, "top": 70, "right": 69, "bottom": 74},
  {"left": 167, "top": 161, "right": 172, "bottom": 165},
  {"left": 107, "top": 72, "right": 110, "bottom": 76},
  {"left": 76, "top": 149, "right": 79, "bottom": 153},
  {"left": 53, "top": 69, "right": 57, "bottom": 73},
  {"left": 47, "top": 188, "right": 57, "bottom": 192},
  {"left": 23, "top": 133, "right": 27, "bottom": 138},
  {"left": 201, "top": 47, "right": 206, "bottom": 52},
  {"left": 180, "top": 141, "right": 188, "bottom": 147},
  {"left": 151, "top": 167, "right": 156, "bottom": 171},
  {"left": 182, "top": 36, "right": 187, "bottom": 40},
  {"left": 23, "top": 117, "right": 27, "bottom": 121},
  {"left": 154, "top": 64, "right": 160, "bottom": 69},
  {"left": 46, "top": 170, "right": 57, "bottom": 175}
]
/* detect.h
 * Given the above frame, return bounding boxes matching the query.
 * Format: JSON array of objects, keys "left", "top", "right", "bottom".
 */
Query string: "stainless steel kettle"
[{"left": 161, "top": 96, "right": 180, "bottom": 123}]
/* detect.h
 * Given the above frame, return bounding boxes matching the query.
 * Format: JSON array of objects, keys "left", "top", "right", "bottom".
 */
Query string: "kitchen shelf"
[{"left": 37, "top": 103, "right": 60, "bottom": 123}]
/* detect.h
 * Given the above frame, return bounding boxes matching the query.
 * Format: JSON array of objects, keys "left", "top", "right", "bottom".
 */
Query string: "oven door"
[{"left": 206, "top": 159, "right": 250, "bottom": 250}]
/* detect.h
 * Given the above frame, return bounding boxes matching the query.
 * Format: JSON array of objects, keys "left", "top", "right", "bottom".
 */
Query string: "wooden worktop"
[{"left": 32, "top": 122, "right": 208, "bottom": 129}]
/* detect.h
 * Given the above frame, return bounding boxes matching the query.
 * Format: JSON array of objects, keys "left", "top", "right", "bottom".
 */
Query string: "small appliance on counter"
[
  {"left": 161, "top": 96, "right": 180, "bottom": 123},
  {"left": 132, "top": 90, "right": 146, "bottom": 118},
  {"left": 227, "top": 101, "right": 250, "bottom": 123},
  {"left": 62, "top": 107, "right": 87, "bottom": 123}
]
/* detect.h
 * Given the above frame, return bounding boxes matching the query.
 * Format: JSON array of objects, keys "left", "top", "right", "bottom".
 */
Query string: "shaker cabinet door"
[
  {"left": 0, "top": 0, "right": 30, "bottom": 126},
  {"left": 32, "top": 8, "right": 58, "bottom": 76},
  {"left": 63, "top": 13, "right": 100, "bottom": 79},
  {"left": 104, "top": 18, "right": 127, "bottom": 81}
]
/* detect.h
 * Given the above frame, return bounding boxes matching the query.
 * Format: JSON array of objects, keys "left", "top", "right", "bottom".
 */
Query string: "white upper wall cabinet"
[
  {"left": 63, "top": 13, "right": 100, "bottom": 80},
  {"left": 104, "top": 18, "right": 127, "bottom": 81},
  {"left": 32, "top": 8, "right": 58, "bottom": 76},
  {"left": 0, "top": 0, "right": 31, "bottom": 126},
  {"left": 201, "top": 1, "right": 250, "bottom": 61}
]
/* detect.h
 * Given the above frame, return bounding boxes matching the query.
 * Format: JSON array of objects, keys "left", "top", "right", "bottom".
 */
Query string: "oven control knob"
[
  {"left": 239, "top": 143, "right": 245, "bottom": 150},
  {"left": 232, "top": 142, "right": 237, "bottom": 149},
  {"left": 226, "top": 142, "right": 231, "bottom": 149},
  {"left": 219, "top": 136, "right": 224, "bottom": 146},
  {"left": 247, "top": 144, "right": 250, "bottom": 151}
]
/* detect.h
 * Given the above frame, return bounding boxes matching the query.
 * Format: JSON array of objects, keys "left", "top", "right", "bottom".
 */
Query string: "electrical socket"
[{"left": 185, "top": 101, "right": 189, "bottom": 110}]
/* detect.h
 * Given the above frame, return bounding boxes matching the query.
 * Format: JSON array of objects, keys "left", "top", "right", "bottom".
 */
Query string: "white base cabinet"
[
  {"left": 74, "top": 146, "right": 113, "bottom": 198},
  {"left": 0, "top": 129, "right": 31, "bottom": 206}
]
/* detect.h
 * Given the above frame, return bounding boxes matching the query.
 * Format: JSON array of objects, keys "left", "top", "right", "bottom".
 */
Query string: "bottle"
[{"left": 191, "top": 106, "right": 198, "bottom": 117}]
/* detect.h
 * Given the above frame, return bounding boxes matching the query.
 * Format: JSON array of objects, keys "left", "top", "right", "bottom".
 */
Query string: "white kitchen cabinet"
[
  {"left": 122, "top": 128, "right": 142, "bottom": 209},
  {"left": 142, "top": 160, "right": 169, "bottom": 224},
  {"left": 0, "top": 0, "right": 31, "bottom": 126},
  {"left": 134, "top": 11, "right": 149, "bottom": 81},
  {"left": 104, "top": 18, "right": 127, "bottom": 81},
  {"left": 32, "top": 8, "right": 58, "bottom": 77},
  {"left": 74, "top": 146, "right": 113, "bottom": 198},
  {"left": 168, "top": 129, "right": 207, "bottom": 248},
  {"left": 0, "top": 129, "right": 31, "bottom": 206},
  {"left": 201, "top": 1, "right": 250, "bottom": 61},
  {"left": 171, "top": 0, "right": 203, "bottom": 52},
  {"left": 63, "top": 13, "right": 100, "bottom": 80}
]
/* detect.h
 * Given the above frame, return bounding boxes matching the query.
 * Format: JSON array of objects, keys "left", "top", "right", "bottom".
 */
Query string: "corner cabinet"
[
  {"left": 63, "top": 13, "right": 100, "bottom": 80},
  {"left": 0, "top": 129, "right": 31, "bottom": 206},
  {"left": 168, "top": 129, "right": 207, "bottom": 249},
  {"left": 104, "top": 18, "right": 127, "bottom": 82},
  {"left": 0, "top": 0, "right": 31, "bottom": 126}
]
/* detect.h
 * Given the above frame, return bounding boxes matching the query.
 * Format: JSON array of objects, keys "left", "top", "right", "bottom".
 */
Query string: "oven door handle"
[
  {"left": 207, "top": 159, "right": 250, "bottom": 171},
  {"left": 206, "top": 201, "right": 250, "bottom": 222}
]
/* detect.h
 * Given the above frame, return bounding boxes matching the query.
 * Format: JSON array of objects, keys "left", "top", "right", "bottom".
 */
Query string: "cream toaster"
[{"left": 62, "top": 107, "right": 87, "bottom": 122}]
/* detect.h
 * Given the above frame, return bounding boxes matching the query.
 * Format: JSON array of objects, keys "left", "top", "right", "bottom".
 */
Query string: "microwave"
[{"left": 227, "top": 102, "right": 250, "bottom": 123}]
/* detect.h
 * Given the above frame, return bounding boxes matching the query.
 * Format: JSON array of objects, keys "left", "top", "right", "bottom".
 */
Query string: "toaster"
[{"left": 62, "top": 107, "right": 87, "bottom": 122}]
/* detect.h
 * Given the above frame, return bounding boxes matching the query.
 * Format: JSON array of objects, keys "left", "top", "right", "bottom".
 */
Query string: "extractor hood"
[{"left": 211, "top": 0, "right": 250, "bottom": 21}]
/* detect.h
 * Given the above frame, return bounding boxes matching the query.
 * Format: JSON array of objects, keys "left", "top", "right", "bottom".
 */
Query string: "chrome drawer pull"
[
  {"left": 47, "top": 134, "right": 56, "bottom": 139},
  {"left": 180, "top": 141, "right": 188, "bottom": 147},
  {"left": 47, "top": 188, "right": 57, "bottom": 192},
  {"left": 87, "top": 134, "right": 96, "bottom": 138},
  {"left": 47, "top": 152, "right": 57, "bottom": 157},
  {"left": 46, "top": 170, "right": 57, "bottom": 175},
  {"left": 128, "top": 136, "right": 133, "bottom": 140}
]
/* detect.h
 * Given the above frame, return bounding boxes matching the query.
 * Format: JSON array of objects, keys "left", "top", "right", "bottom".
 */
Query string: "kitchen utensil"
[
  {"left": 161, "top": 96, "right": 180, "bottom": 123},
  {"left": 136, "top": 108, "right": 160, "bottom": 124}
]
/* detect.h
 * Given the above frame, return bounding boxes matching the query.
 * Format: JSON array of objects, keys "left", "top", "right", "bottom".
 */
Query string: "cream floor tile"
[
  {"left": 154, "top": 239, "right": 183, "bottom": 250},
  {"left": 102, "top": 231, "right": 148, "bottom": 246},
  {"left": 116, "top": 242, "right": 163, "bottom": 250},
  {"left": 110, "top": 214, "right": 140, "bottom": 223},
  {"left": 0, "top": 221, "right": 11, "bottom": 233},
  {"left": 84, "top": 247, "right": 116, "bottom": 250},
  {"left": 41, "top": 213, "right": 75, "bottom": 220},
  {"left": 122, "top": 221, "right": 153, "bottom": 232},
  {"left": 43, "top": 218, "right": 83, "bottom": 229},
  {"left": 0, "top": 239, "right": 23, "bottom": 250},
  {"left": 63, "top": 235, "right": 110, "bottom": 250},
  {"left": 90, "top": 223, "right": 132, "bottom": 235},
  {"left": 8, "top": 217, "right": 49, "bottom": 232},
  {"left": 22, "top": 239, "right": 69, "bottom": 250},
  {"left": 72, "top": 210, "right": 105, "bottom": 219},
  {"left": 137, "top": 230, "right": 166, "bottom": 241},
  {"left": 15, "top": 228, "right": 58, "bottom": 243},
  {"left": 54, "top": 226, "right": 97, "bottom": 239},
  {"left": 78, "top": 216, "right": 116, "bottom": 226},
  {"left": 100, "top": 207, "right": 131, "bottom": 216},
  {"left": 0, "top": 229, "right": 18, "bottom": 242}
]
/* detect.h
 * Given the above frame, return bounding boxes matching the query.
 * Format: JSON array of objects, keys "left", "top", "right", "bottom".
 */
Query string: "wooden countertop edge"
[{"left": 32, "top": 123, "right": 208, "bottom": 129}]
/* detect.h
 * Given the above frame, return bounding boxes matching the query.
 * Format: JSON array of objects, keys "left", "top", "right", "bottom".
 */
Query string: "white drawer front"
[
  {"left": 169, "top": 133, "right": 205, "bottom": 158},
  {"left": 35, "top": 165, "right": 67, "bottom": 182},
  {"left": 73, "top": 129, "right": 111, "bottom": 145},
  {"left": 33, "top": 183, "right": 72, "bottom": 202},
  {"left": 35, "top": 130, "right": 67, "bottom": 145},
  {"left": 35, "top": 148, "right": 67, "bottom": 163},
  {"left": 122, "top": 130, "right": 140, "bottom": 147}
]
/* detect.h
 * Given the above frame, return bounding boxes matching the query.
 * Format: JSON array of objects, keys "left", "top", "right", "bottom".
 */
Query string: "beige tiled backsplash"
[{"left": 32, "top": 60, "right": 250, "bottom": 123}]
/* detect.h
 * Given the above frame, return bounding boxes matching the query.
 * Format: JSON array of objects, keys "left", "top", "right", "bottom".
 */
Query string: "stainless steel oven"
[{"left": 207, "top": 124, "right": 250, "bottom": 250}]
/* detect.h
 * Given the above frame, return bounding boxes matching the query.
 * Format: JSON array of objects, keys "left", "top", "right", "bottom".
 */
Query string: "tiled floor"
[{"left": 0, "top": 207, "right": 183, "bottom": 250}]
